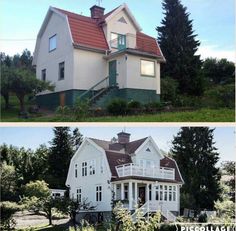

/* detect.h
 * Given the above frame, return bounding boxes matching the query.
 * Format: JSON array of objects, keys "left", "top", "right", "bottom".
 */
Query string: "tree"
[
  {"left": 1, "top": 162, "right": 17, "bottom": 201},
  {"left": 171, "top": 127, "right": 221, "bottom": 210},
  {"left": 157, "top": 0, "right": 203, "bottom": 95},
  {"left": 202, "top": 58, "right": 235, "bottom": 85},
  {"left": 48, "top": 127, "right": 74, "bottom": 188},
  {"left": 71, "top": 128, "right": 83, "bottom": 151},
  {"left": 22, "top": 180, "right": 54, "bottom": 225},
  {"left": 221, "top": 161, "right": 235, "bottom": 202},
  {"left": 9, "top": 68, "right": 54, "bottom": 112}
]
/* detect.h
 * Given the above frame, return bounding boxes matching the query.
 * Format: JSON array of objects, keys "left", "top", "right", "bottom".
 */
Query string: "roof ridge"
[{"left": 89, "top": 137, "right": 111, "bottom": 143}]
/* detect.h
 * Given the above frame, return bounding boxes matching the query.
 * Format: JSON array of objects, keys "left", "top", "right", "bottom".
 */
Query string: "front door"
[
  {"left": 109, "top": 60, "right": 117, "bottom": 87},
  {"left": 117, "top": 34, "right": 126, "bottom": 50},
  {"left": 138, "top": 187, "right": 146, "bottom": 206}
]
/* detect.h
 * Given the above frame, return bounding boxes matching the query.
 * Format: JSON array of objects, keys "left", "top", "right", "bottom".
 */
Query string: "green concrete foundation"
[{"left": 36, "top": 88, "right": 160, "bottom": 109}]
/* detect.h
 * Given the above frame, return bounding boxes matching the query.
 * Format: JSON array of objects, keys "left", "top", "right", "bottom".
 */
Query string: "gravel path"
[{"left": 13, "top": 211, "right": 70, "bottom": 229}]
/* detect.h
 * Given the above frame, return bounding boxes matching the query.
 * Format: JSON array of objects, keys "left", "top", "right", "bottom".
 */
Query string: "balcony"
[
  {"left": 110, "top": 33, "right": 136, "bottom": 51},
  {"left": 115, "top": 163, "right": 175, "bottom": 180}
]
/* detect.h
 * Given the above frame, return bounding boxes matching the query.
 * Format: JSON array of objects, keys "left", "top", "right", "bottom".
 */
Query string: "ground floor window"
[
  {"left": 155, "top": 184, "right": 177, "bottom": 202},
  {"left": 124, "top": 185, "right": 128, "bottom": 199},
  {"left": 96, "top": 185, "right": 102, "bottom": 201},
  {"left": 141, "top": 59, "right": 155, "bottom": 77},
  {"left": 76, "top": 188, "right": 81, "bottom": 203}
]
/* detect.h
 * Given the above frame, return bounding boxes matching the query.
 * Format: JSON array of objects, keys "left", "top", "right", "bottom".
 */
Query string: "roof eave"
[
  {"left": 73, "top": 43, "right": 109, "bottom": 54},
  {"left": 104, "top": 48, "right": 165, "bottom": 61}
]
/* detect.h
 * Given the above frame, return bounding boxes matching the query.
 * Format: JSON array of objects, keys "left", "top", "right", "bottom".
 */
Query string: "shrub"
[
  {"left": 174, "top": 95, "right": 202, "bottom": 108},
  {"left": 161, "top": 77, "right": 179, "bottom": 103},
  {"left": 198, "top": 213, "right": 208, "bottom": 222},
  {"left": 127, "top": 100, "right": 143, "bottom": 115},
  {"left": 144, "top": 101, "right": 163, "bottom": 113},
  {"left": 55, "top": 106, "right": 71, "bottom": 116},
  {"left": 73, "top": 98, "right": 90, "bottom": 119},
  {"left": 107, "top": 98, "right": 128, "bottom": 116},
  {"left": 203, "top": 84, "right": 235, "bottom": 108},
  {"left": 0, "top": 201, "right": 21, "bottom": 229}
]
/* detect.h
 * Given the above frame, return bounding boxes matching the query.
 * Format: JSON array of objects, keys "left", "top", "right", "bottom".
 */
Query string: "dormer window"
[{"left": 49, "top": 34, "right": 57, "bottom": 52}]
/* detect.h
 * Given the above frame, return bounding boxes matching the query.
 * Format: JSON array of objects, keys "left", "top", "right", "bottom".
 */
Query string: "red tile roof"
[
  {"left": 136, "top": 32, "right": 162, "bottom": 57},
  {"left": 160, "top": 157, "right": 183, "bottom": 183},
  {"left": 53, "top": 7, "right": 164, "bottom": 58},
  {"left": 54, "top": 8, "right": 109, "bottom": 50}
]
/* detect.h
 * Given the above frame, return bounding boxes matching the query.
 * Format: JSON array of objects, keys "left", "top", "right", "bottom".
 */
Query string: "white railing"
[
  {"left": 131, "top": 200, "right": 176, "bottom": 223},
  {"left": 115, "top": 163, "right": 175, "bottom": 180}
]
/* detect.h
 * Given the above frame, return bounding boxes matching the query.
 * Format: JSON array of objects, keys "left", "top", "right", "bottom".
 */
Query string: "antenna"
[{"left": 96, "top": 0, "right": 102, "bottom": 6}]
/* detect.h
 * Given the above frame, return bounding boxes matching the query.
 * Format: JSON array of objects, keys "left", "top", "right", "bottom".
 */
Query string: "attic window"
[
  {"left": 146, "top": 148, "right": 151, "bottom": 152},
  {"left": 49, "top": 34, "right": 57, "bottom": 52},
  {"left": 118, "top": 16, "right": 127, "bottom": 24}
]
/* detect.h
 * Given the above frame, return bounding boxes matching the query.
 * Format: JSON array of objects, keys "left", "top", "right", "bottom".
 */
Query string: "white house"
[
  {"left": 32, "top": 3, "right": 165, "bottom": 108},
  {"left": 66, "top": 132, "right": 184, "bottom": 222}
]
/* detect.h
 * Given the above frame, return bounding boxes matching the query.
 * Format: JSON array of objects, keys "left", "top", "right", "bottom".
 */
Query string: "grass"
[{"left": 1, "top": 96, "right": 235, "bottom": 122}]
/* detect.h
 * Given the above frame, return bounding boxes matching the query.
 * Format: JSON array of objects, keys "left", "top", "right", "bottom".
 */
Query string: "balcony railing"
[
  {"left": 115, "top": 163, "right": 175, "bottom": 180},
  {"left": 110, "top": 33, "right": 136, "bottom": 51}
]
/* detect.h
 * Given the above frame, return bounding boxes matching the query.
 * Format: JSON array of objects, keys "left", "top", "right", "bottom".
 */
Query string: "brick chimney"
[
  {"left": 117, "top": 132, "right": 131, "bottom": 144},
  {"left": 90, "top": 5, "right": 105, "bottom": 21}
]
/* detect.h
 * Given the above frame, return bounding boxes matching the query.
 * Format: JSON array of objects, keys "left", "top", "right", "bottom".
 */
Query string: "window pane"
[
  {"left": 49, "top": 35, "right": 56, "bottom": 51},
  {"left": 141, "top": 60, "right": 155, "bottom": 76},
  {"left": 59, "top": 62, "right": 65, "bottom": 80}
]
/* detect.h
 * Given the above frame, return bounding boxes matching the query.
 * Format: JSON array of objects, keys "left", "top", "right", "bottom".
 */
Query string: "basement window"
[
  {"left": 141, "top": 60, "right": 155, "bottom": 77},
  {"left": 49, "top": 34, "right": 57, "bottom": 52}
]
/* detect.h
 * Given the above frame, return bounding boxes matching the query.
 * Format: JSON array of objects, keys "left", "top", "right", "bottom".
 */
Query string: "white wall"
[
  {"left": 68, "top": 140, "right": 112, "bottom": 212},
  {"left": 132, "top": 140, "right": 161, "bottom": 169},
  {"left": 105, "top": 9, "right": 137, "bottom": 51},
  {"left": 126, "top": 54, "right": 161, "bottom": 93},
  {"left": 73, "top": 49, "right": 108, "bottom": 90},
  {"left": 36, "top": 12, "right": 74, "bottom": 94}
]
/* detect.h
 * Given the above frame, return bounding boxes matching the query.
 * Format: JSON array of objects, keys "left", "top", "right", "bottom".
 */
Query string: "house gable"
[
  {"left": 132, "top": 137, "right": 163, "bottom": 169},
  {"left": 66, "top": 138, "right": 111, "bottom": 187}
]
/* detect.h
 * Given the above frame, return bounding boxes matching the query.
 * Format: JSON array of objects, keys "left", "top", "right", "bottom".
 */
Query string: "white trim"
[
  {"left": 134, "top": 136, "right": 164, "bottom": 158},
  {"left": 155, "top": 39, "right": 166, "bottom": 62},
  {"left": 105, "top": 3, "right": 142, "bottom": 31}
]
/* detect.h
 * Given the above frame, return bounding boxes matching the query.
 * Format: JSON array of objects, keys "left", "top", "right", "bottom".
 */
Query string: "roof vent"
[
  {"left": 90, "top": 5, "right": 105, "bottom": 21},
  {"left": 117, "top": 132, "right": 130, "bottom": 144}
]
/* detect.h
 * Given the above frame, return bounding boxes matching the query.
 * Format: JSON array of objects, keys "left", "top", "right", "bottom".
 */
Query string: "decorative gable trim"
[
  {"left": 118, "top": 16, "right": 127, "bottom": 24},
  {"left": 105, "top": 3, "right": 142, "bottom": 31},
  {"left": 134, "top": 136, "right": 164, "bottom": 158}
]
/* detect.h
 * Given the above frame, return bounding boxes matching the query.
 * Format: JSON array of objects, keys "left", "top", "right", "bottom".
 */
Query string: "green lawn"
[{"left": 1, "top": 96, "right": 235, "bottom": 122}]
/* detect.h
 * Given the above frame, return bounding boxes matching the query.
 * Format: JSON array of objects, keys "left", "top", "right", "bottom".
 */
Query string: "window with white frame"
[
  {"left": 141, "top": 60, "right": 155, "bottom": 77},
  {"left": 49, "top": 34, "right": 57, "bottom": 52},
  {"left": 76, "top": 188, "right": 81, "bottom": 203},
  {"left": 75, "top": 164, "right": 78, "bottom": 178},
  {"left": 82, "top": 162, "right": 87, "bottom": 176},
  {"left": 96, "top": 185, "right": 102, "bottom": 201},
  {"left": 124, "top": 185, "right": 128, "bottom": 199},
  {"left": 89, "top": 160, "right": 96, "bottom": 175},
  {"left": 155, "top": 184, "right": 177, "bottom": 202},
  {"left": 41, "top": 69, "right": 46, "bottom": 81}
]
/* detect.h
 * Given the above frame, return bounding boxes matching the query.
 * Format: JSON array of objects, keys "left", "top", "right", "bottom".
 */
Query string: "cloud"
[{"left": 196, "top": 44, "right": 235, "bottom": 62}]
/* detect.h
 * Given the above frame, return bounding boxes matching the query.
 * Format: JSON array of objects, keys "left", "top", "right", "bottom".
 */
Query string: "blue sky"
[
  {"left": 0, "top": 0, "right": 234, "bottom": 61},
  {"left": 1, "top": 126, "right": 235, "bottom": 165}
]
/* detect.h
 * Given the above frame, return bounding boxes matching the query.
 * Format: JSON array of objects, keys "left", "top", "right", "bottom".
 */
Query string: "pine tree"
[
  {"left": 157, "top": 0, "right": 203, "bottom": 95},
  {"left": 71, "top": 128, "right": 83, "bottom": 152},
  {"left": 48, "top": 127, "right": 73, "bottom": 188},
  {"left": 171, "top": 127, "right": 221, "bottom": 210}
]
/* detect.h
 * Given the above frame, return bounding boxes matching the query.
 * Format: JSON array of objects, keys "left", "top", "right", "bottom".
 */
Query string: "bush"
[
  {"left": 161, "top": 77, "right": 179, "bottom": 103},
  {"left": 73, "top": 98, "right": 90, "bottom": 119},
  {"left": 55, "top": 106, "right": 71, "bottom": 116},
  {"left": 127, "top": 100, "right": 143, "bottom": 115},
  {"left": 174, "top": 95, "right": 202, "bottom": 108},
  {"left": 202, "top": 84, "right": 235, "bottom": 108},
  {"left": 144, "top": 101, "right": 163, "bottom": 113},
  {"left": 198, "top": 213, "right": 208, "bottom": 222},
  {"left": 107, "top": 98, "right": 128, "bottom": 116},
  {"left": 0, "top": 201, "right": 21, "bottom": 229}
]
